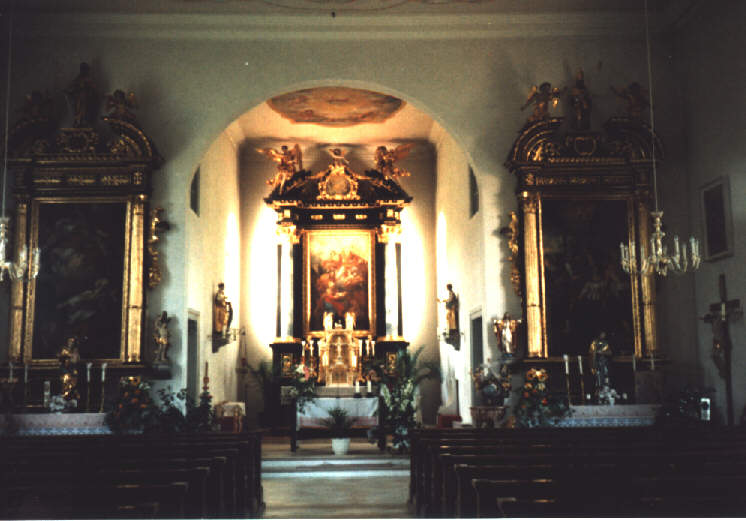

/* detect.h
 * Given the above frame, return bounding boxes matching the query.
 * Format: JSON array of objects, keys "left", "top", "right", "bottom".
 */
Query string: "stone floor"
[{"left": 261, "top": 436, "right": 411, "bottom": 519}]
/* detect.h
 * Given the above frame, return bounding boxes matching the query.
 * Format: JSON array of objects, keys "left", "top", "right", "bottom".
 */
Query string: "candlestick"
[
  {"left": 577, "top": 355, "right": 583, "bottom": 375},
  {"left": 632, "top": 354, "right": 636, "bottom": 372},
  {"left": 355, "top": 380, "right": 360, "bottom": 394},
  {"left": 86, "top": 362, "right": 92, "bottom": 382},
  {"left": 101, "top": 362, "right": 107, "bottom": 383},
  {"left": 650, "top": 355, "right": 655, "bottom": 372},
  {"left": 9, "top": 361, "right": 13, "bottom": 381},
  {"left": 24, "top": 363, "right": 28, "bottom": 383},
  {"left": 367, "top": 380, "right": 372, "bottom": 394},
  {"left": 563, "top": 354, "right": 570, "bottom": 375}
]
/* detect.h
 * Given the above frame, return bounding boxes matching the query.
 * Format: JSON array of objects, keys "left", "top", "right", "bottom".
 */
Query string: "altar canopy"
[{"left": 297, "top": 397, "right": 378, "bottom": 429}]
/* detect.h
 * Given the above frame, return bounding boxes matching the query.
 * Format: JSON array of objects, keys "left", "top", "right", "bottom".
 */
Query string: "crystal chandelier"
[
  {"left": 620, "top": 0, "right": 700, "bottom": 277},
  {"left": 0, "top": 8, "right": 40, "bottom": 283}
]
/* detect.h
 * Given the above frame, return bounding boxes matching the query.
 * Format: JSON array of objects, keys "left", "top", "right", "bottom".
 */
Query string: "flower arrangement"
[
  {"left": 379, "top": 346, "right": 440, "bottom": 453},
  {"left": 104, "top": 377, "right": 158, "bottom": 434},
  {"left": 598, "top": 386, "right": 627, "bottom": 405},
  {"left": 472, "top": 361, "right": 512, "bottom": 406},
  {"left": 287, "top": 363, "right": 317, "bottom": 413},
  {"left": 513, "top": 368, "right": 570, "bottom": 428}
]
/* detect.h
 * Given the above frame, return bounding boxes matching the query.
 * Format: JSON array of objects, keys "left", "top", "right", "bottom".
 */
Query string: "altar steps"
[{"left": 263, "top": 457, "right": 409, "bottom": 479}]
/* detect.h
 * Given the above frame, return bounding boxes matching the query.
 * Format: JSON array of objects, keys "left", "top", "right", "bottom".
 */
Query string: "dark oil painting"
[
  {"left": 32, "top": 202, "right": 126, "bottom": 360},
  {"left": 542, "top": 199, "right": 634, "bottom": 357},
  {"left": 308, "top": 231, "right": 371, "bottom": 332}
]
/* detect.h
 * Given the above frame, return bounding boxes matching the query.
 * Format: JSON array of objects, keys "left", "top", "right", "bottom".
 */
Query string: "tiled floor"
[{"left": 262, "top": 437, "right": 412, "bottom": 519}]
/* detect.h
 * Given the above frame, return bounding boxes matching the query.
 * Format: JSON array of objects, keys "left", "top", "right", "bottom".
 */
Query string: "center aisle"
[{"left": 262, "top": 437, "right": 411, "bottom": 519}]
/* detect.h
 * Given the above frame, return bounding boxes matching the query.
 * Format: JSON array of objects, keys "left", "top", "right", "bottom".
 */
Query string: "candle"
[
  {"left": 371, "top": 341, "right": 375, "bottom": 357},
  {"left": 355, "top": 380, "right": 360, "bottom": 394},
  {"left": 563, "top": 354, "right": 569, "bottom": 375},
  {"left": 9, "top": 361, "right": 13, "bottom": 381},
  {"left": 650, "top": 356, "right": 655, "bottom": 372},
  {"left": 577, "top": 355, "right": 583, "bottom": 375},
  {"left": 24, "top": 363, "right": 29, "bottom": 383},
  {"left": 632, "top": 355, "right": 636, "bottom": 372},
  {"left": 101, "top": 362, "right": 108, "bottom": 382},
  {"left": 367, "top": 380, "right": 372, "bottom": 394},
  {"left": 86, "top": 362, "right": 92, "bottom": 382}
]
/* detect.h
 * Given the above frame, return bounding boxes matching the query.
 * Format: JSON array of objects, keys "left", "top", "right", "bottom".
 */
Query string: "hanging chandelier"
[
  {"left": 0, "top": 7, "right": 40, "bottom": 282},
  {"left": 620, "top": 0, "right": 700, "bottom": 277}
]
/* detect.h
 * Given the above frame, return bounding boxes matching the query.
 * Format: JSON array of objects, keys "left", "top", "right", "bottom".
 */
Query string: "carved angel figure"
[
  {"left": 375, "top": 143, "right": 413, "bottom": 181},
  {"left": 610, "top": 82, "right": 649, "bottom": 120},
  {"left": 328, "top": 147, "right": 349, "bottom": 167},
  {"left": 258, "top": 144, "right": 303, "bottom": 193},
  {"left": 494, "top": 312, "right": 522, "bottom": 356},
  {"left": 105, "top": 89, "right": 138, "bottom": 122},
  {"left": 521, "top": 82, "right": 562, "bottom": 123}
]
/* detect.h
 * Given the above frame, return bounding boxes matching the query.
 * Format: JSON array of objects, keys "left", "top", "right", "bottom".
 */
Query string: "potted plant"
[{"left": 321, "top": 407, "right": 354, "bottom": 455}]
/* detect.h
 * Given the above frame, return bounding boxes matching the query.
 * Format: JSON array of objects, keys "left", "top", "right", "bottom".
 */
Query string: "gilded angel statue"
[
  {"left": 328, "top": 147, "right": 349, "bottom": 167},
  {"left": 610, "top": 82, "right": 649, "bottom": 120},
  {"left": 374, "top": 143, "right": 414, "bottom": 181},
  {"left": 520, "top": 82, "right": 562, "bottom": 123},
  {"left": 105, "top": 89, "right": 138, "bottom": 122},
  {"left": 257, "top": 144, "right": 303, "bottom": 193}
]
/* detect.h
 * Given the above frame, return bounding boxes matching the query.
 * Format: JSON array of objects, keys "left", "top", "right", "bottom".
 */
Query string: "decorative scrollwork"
[{"left": 147, "top": 207, "right": 170, "bottom": 289}]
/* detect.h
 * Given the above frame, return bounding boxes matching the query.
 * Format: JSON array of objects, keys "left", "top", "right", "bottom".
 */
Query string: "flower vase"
[{"left": 331, "top": 437, "right": 350, "bottom": 455}]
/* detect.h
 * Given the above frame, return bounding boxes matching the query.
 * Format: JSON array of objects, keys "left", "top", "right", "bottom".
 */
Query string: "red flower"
[
  {"left": 523, "top": 392, "right": 530, "bottom": 398},
  {"left": 542, "top": 398, "right": 548, "bottom": 405}
]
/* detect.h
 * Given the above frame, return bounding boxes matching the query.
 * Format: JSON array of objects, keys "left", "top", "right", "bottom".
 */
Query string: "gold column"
[
  {"left": 10, "top": 199, "right": 28, "bottom": 362},
  {"left": 125, "top": 195, "right": 146, "bottom": 363},
  {"left": 520, "top": 191, "right": 544, "bottom": 357},
  {"left": 627, "top": 199, "right": 643, "bottom": 359},
  {"left": 637, "top": 200, "right": 657, "bottom": 357}
]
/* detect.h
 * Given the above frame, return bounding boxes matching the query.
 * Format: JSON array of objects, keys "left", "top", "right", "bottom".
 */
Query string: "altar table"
[
  {"left": 0, "top": 413, "right": 110, "bottom": 436},
  {"left": 556, "top": 404, "right": 660, "bottom": 428},
  {"left": 297, "top": 397, "right": 379, "bottom": 430}
]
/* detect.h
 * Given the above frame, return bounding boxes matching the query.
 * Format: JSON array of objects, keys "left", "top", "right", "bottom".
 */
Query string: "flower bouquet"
[
  {"left": 472, "top": 361, "right": 512, "bottom": 406},
  {"left": 513, "top": 368, "right": 570, "bottom": 428},
  {"left": 104, "top": 377, "right": 158, "bottom": 434},
  {"left": 287, "top": 363, "right": 317, "bottom": 413}
]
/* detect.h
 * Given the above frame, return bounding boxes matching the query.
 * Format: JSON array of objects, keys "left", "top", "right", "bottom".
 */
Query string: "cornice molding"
[{"left": 13, "top": 12, "right": 648, "bottom": 41}]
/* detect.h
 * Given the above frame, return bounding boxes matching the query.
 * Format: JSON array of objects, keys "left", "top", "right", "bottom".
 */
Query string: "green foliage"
[
  {"left": 320, "top": 407, "right": 354, "bottom": 437},
  {"left": 379, "top": 346, "right": 441, "bottom": 453},
  {"left": 287, "top": 363, "right": 317, "bottom": 413},
  {"left": 513, "top": 367, "right": 571, "bottom": 428}
]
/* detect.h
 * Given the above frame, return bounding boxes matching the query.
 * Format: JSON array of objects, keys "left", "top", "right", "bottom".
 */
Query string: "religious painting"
[
  {"left": 26, "top": 200, "right": 129, "bottom": 362},
  {"left": 268, "top": 87, "right": 404, "bottom": 127},
  {"left": 700, "top": 176, "right": 733, "bottom": 261},
  {"left": 304, "top": 229, "right": 375, "bottom": 336},
  {"left": 541, "top": 198, "right": 635, "bottom": 358}
]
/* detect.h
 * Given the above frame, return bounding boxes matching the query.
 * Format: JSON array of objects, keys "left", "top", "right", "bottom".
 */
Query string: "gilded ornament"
[
  {"left": 610, "top": 82, "right": 649, "bottom": 120},
  {"left": 374, "top": 143, "right": 413, "bottom": 182},
  {"left": 520, "top": 82, "right": 562, "bottom": 124},
  {"left": 147, "top": 207, "right": 170, "bottom": 289},
  {"left": 258, "top": 144, "right": 303, "bottom": 194}
]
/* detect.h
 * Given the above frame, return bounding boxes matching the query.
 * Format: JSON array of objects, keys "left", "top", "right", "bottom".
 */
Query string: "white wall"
[{"left": 676, "top": 1, "right": 746, "bottom": 424}]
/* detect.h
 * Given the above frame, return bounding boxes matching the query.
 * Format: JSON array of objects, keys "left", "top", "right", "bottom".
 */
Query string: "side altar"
[{"left": 262, "top": 145, "right": 415, "bottom": 434}]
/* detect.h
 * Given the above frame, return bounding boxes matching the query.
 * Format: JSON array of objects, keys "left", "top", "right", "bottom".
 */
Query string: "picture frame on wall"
[{"left": 700, "top": 176, "right": 734, "bottom": 262}]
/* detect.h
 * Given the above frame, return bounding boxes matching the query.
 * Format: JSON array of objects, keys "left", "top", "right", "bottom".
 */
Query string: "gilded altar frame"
[
  {"left": 506, "top": 117, "right": 662, "bottom": 360},
  {"left": 303, "top": 228, "right": 377, "bottom": 338},
  {"left": 6, "top": 73, "right": 161, "bottom": 367}
]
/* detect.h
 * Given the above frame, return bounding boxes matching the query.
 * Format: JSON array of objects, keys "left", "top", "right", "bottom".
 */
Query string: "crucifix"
[{"left": 700, "top": 274, "right": 742, "bottom": 426}]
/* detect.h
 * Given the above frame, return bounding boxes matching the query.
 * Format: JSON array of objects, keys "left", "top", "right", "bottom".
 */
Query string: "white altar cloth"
[
  {"left": 298, "top": 397, "right": 378, "bottom": 430},
  {"left": 0, "top": 413, "right": 110, "bottom": 436},
  {"left": 556, "top": 404, "right": 660, "bottom": 428}
]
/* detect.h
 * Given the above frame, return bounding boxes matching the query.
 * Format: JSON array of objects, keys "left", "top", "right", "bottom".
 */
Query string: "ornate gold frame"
[
  {"left": 506, "top": 116, "right": 662, "bottom": 360},
  {"left": 302, "top": 228, "right": 377, "bottom": 339},
  {"left": 13, "top": 195, "right": 146, "bottom": 366},
  {"left": 520, "top": 191, "right": 650, "bottom": 358}
]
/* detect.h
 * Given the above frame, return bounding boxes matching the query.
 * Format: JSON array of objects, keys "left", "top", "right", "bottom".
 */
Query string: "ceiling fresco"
[{"left": 267, "top": 87, "right": 405, "bottom": 127}]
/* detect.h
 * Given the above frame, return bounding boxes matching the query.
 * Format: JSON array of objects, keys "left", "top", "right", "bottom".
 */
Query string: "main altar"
[{"left": 262, "top": 145, "right": 414, "bottom": 435}]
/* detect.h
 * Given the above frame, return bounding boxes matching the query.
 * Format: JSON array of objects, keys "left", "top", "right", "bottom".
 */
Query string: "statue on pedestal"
[
  {"left": 438, "top": 283, "right": 459, "bottom": 347},
  {"left": 58, "top": 337, "right": 81, "bottom": 406},
  {"left": 589, "top": 331, "right": 613, "bottom": 398},
  {"left": 153, "top": 311, "right": 171, "bottom": 364}
]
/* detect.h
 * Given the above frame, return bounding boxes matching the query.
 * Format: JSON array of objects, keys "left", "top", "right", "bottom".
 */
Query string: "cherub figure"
[
  {"left": 105, "top": 89, "right": 138, "bottom": 122},
  {"left": 374, "top": 143, "right": 414, "bottom": 182},
  {"left": 521, "top": 82, "right": 562, "bottom": 123},
  {"left": 257, "top": 144, "right": 303, "bottom": 193},
  {"left": 610, "top": 82, "right": 649, "bottom": 120}
]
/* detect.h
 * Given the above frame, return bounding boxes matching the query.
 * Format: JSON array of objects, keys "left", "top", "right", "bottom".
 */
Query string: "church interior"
[{"left": 1, "top": 0, "right": 745, "bottom": 518}]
